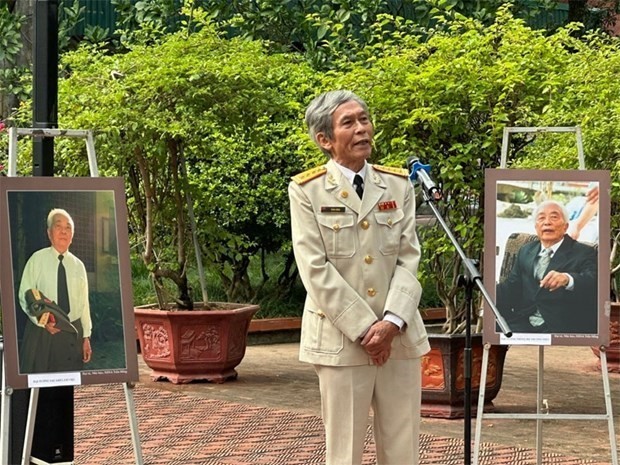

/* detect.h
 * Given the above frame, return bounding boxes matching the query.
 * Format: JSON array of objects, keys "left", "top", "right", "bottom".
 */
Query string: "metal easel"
[
  {"left": 473, "top": 126, "right": 618, "bottom": 465},
  {"left": 1, "top": 127, "right": 144, "bottom": 465}
]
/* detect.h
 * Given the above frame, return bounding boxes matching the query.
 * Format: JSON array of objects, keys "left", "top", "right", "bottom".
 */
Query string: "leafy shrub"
[
  {"left": 294, "top": 7, "right": 619, "bottom": 331},
  {"left": 56, "top": 18, "right": 319, "bottom": 306}
]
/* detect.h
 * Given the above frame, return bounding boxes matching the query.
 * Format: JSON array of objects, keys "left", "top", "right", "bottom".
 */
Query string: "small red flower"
[{"left": 0, "top": 121, "right": 5, "bottom": 132}]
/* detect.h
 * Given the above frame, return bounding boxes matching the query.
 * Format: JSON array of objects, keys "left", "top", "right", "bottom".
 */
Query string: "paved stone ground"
[
  {"left": 74, "top": 384, "right": 608, "bottom": 464},
  {"left": 69, "top": 342, "right": 619, "bottom": 464}
]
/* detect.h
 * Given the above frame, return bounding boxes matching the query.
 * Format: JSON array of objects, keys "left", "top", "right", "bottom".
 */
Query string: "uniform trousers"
[{"left": 315, "top": 358, "right": 422, "bottom": 465}]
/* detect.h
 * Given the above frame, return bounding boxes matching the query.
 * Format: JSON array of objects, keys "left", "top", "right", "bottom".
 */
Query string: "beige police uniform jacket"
[{"left": 289, "top": 159, "right": 430, "bottom": 366}]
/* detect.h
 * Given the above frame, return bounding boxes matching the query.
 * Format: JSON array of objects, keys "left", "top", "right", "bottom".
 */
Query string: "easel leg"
[
  {"left": 22, "top": 388, "right": 39, "bottom": 465},
  {"left": 124, "top": 383, "right": 144, "bottom": 465},
  {"left": 599, "top": 348, "right": 619, "bottom": 465},
  {"left": 536, "top": 346, "right": 544, "bottom": 465},
  {"left": 473, "top": 343, "right": 490, "bottom": 465},
  {"left": 1, "top": 356, "right": 11, "bottom": 465},
  {"left": 21, "top": 390, "right": 72, "bottom": 465},
  {"left": 472, "top": 342, "right": 616, "bottom": 464}
]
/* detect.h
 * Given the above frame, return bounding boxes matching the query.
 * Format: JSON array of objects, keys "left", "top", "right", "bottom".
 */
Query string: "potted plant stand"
[
  {"left": 421, "top": 332, "right": 509, "bottom": 418},
  {"left": 135, "top": 302, "right": 259, "bottom": 384},
  {"left": 248, "top": 317, "right": 302, "bottom": 345},
  {"left": 591, "top": 302, "right": 620, "bottom": 373}
]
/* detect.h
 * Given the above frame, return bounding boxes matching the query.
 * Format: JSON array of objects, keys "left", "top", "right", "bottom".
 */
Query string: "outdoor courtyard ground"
[{"left": 70, "top": 341, "right": 619, "bottom": 464}]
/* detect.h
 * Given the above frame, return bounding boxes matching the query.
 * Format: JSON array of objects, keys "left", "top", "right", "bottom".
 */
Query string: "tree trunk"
[{"left": 568, "top": 0, "right": 588, "bottom": 24}]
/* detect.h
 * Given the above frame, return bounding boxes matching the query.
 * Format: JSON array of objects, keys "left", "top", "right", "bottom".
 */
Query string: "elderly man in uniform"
[
  {"left": 18, "top": 208, "right": 93, "bottom": 373},
  {"left": 288, "top": 90, "right": 430, "bottom": 465}
]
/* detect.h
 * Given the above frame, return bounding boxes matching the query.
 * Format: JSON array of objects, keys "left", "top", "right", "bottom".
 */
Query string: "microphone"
[{"left": 406, "top": 156, "right": 443, "bottom": 201}]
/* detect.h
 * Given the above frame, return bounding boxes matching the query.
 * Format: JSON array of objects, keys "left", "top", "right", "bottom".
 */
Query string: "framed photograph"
[
  {"left": 483, "top": 169, "right": 610, "bottom": 346},
  {"left": 0, "top": 177, "right": 138, "bottom": 389}
]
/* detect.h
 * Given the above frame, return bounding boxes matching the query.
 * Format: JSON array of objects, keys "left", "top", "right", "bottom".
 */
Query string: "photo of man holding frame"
[{"left": 18, "top": 208, "right": 93, "bottom": 374}]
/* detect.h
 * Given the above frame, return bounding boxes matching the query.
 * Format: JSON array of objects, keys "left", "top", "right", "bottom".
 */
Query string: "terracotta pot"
[
  {"left": 421, "top": 331, "right": 508, "bottom": 419},
  {"left": 134, "top": 302, "right": 259, "bottom": 384},
  {"left": 591, "top": 302, "right": 620, "bottom": 373},
  {"left": 421, "top": 307, "right": 447, "bottom": 323}
]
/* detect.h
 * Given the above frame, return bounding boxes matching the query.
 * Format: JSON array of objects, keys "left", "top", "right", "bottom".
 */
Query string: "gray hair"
[
  {"left": 47, "top": 208, "right": 75, "bottom": 231},
  {"left": 305, "top": 90, "right": 369, "bottom": 157},
  {"left": 534, "top": 200, "right": 570, "bottom": 223}
]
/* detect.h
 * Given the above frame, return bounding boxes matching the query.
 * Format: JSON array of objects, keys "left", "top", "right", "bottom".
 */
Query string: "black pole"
[
  {"left": 28, "top": 2, "right": 75, "bottom": 463},
  {"left": 458, "top": 264, "right": 477, "bottom": 464},
  {"left": 408, "top": 162, "right": 512, "bottom": 465},
  {"left": 33, "top": 0, "right": 58, "bottom": 176}
]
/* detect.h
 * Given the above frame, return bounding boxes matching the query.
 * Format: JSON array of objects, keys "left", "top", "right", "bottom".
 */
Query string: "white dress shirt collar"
[
  {"left": 333, "top": 161, "right": 367, "bottom": 187},
  {"left": 541, "top": 238, "right": 564, "bottom": 255}
]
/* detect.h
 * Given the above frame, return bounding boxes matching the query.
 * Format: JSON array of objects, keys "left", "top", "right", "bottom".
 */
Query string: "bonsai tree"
[{"left": 54, "top": 11, "right": 317, "bottom": 309}]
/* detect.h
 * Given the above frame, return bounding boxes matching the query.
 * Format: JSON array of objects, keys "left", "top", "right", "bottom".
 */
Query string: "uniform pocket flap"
[
  {"left": 375, "top": 209, "right": 404, "bottom": 228},
  {"left": 317, "top": 213, "right": 355, "bottom": 231}
]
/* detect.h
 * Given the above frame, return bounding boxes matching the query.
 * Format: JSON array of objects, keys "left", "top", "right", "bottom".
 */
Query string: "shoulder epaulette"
[
  {"left": 292, "top": 166, "right": 327, "bottom": 185},
  {"left": 372, "top": 165, "right": 408, "bottom": 177}
]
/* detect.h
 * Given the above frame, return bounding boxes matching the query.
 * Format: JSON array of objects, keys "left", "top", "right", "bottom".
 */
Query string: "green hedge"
[{"left": 4, "top": 8, "right": 620, "bottom": 320}]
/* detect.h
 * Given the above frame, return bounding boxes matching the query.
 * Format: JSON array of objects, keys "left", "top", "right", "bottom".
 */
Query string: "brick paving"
[{"left": 74, "top": 383, "right": 609, "bottom": 465}]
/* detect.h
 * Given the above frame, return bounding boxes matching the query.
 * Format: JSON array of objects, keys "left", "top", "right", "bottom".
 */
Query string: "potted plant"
[
  {"left": 411, "top": 197, "right": 509, "bottom": 418},
  {"left": 591, "top": 231, "right": 620, "bottom": 373},
  {"left": 51, "top": 11, "right": 313, "bottom": 383},
  {"left": 128, "top": 134, "right": 259, "bottom": 383}
]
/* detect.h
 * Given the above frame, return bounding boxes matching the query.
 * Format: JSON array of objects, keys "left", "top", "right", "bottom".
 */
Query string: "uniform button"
[
  {"left": 367, "top": 288, "right": 376, "bottom": 297},
  {"left": 364, "top": 255, "right": 373, "bottom": 264},
  {"left": 341, "top": 191, "right": 349, "bottom": 199},
  {"left": 317, "top": 310, "right": 326, "bottom": 318},
  {"left": 333, "top": 224, "right": 340, "bottom": 231},
  {"left": 361, "top": 220, "right": 369, "bottom": 230},
  {"left": 387, "top": 218, "right": 393, "bottom": 226}
]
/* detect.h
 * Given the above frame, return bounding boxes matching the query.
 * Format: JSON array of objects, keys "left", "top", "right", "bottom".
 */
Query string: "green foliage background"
[{"left": 2, "top": 4, "right": 620, "bottom": 325}]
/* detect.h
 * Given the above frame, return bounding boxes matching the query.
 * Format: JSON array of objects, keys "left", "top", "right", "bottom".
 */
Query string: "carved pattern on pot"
[
  {"left": 456, "top": 346, "right": 498, "bottom": 390},
  {"left": 141, "top": 323, "right": 171, "bottom": 359},
  {"left": 421, "top": 343, "right": 501, "bottom": 391},
  {"left": 180, "top": 326, "right": 221, "bottom": 361},
  {"left": 422, "top": 349, "right": 445, "bottom": 390}
]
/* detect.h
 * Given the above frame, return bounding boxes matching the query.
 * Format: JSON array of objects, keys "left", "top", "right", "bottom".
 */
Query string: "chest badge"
[{"left": 378, "top": 200, "right": 398, "bottom": 211}]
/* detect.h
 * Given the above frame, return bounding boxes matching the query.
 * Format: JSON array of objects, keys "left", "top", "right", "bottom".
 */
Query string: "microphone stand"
[{"left": 411, "top": 173, "right": 512, "bottom": 465}]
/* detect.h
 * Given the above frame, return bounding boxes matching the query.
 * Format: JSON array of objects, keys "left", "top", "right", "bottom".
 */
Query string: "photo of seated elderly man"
[{"left": 496, "top": 199, "right": 598, "bottom": 335}]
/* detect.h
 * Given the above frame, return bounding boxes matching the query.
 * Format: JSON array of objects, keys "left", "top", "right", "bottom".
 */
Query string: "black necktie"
[
  {"left": 353, "top": 174, "right": 364, "bottom": 199},
  {"left": 57, "top": 255, "right": 70, "bottom": 314}
]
